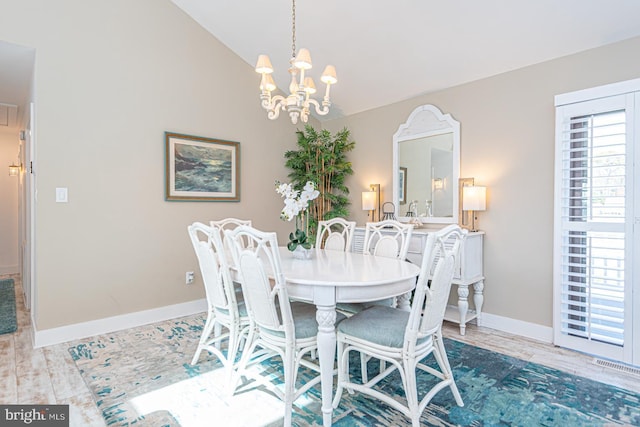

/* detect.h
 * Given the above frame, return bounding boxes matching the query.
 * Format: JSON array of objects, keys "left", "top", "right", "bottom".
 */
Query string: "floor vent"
[{"left": 594, "top": 358, "right": 640, "bottom": 377}]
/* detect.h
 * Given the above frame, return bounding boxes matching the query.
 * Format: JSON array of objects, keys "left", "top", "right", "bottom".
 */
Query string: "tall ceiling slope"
[{"left": 171, "top": 0, "right": 640, "bottom": 120}]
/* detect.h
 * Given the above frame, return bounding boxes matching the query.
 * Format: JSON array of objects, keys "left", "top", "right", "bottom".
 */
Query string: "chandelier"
[{"left": 254, "top": 0, "right": 337, "bottom": 124}]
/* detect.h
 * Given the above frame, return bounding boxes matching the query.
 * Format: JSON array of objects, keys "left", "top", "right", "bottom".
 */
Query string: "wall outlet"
[{"left": 185, "top": 271, "right": 195, "bottom": 284}]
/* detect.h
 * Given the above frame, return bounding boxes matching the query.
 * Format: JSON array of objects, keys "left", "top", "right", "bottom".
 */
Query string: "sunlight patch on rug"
[{"left": 129, "top": 368, "right": 284, "bottom": 427}]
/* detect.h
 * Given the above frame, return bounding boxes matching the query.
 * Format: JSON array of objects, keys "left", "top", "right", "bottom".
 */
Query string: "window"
[{"left": 554, "top": 79, "right": 639, "bottom": 364}]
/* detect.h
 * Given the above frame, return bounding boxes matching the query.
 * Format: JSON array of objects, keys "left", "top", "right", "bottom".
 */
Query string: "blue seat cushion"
[
  {"left": 338, "top": 305, "right": 426, "bottom": 348},
  {"left": 262, "top": 302, "right": 347, "bottom": 339},
  {"left": 336, "top": 298, "right": 395, "bottom": 315},
  {"left": 216, "top": 300, "right": 248, "bottom": 318}
]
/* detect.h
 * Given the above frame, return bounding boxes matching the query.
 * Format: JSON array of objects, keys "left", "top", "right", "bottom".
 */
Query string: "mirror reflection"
[
  {"left": 398, "top": 133, "right": 453, "bottom": 217},
  {"left": 392, "top": 104, "right": 460, "bottom": 224}
]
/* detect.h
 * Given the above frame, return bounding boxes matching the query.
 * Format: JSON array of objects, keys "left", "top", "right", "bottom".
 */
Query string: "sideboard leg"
[
  {"left": 457, "top": 284, "right": 469, "bottom": 335},
  {"left": 473, "top": 280, "right": 485, "bottom": 326}
]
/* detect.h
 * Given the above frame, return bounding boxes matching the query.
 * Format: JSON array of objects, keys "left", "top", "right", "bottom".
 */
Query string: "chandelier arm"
[
  {"left": 264, "top": 95, "right": 287, "bottom": 120},
  {"left": 305, "top": 98, "right": 330, "bottom": 116}
]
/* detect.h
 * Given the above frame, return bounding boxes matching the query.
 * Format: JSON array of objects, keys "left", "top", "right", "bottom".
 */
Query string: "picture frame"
[
  {"left": 399, "top": 167, "right": 407, "bottom": 205},
  {"left": 165, "top": 132, "right": 240, "bottom": 201}
]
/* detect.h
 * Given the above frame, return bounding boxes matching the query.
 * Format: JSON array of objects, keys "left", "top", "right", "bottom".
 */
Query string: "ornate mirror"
[{"left": 392, "top": 104, "right": 460, "bottom": 224}]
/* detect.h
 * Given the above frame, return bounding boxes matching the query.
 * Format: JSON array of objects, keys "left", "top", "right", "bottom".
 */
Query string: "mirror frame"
[{"left": 392, "top": 104, "right": 460, "bottom": 224}]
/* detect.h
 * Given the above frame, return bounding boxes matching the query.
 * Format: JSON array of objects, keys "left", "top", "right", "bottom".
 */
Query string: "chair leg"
[
  {"left": 282, "top": 346, "right": 296, "bottom": 427},
  {"left": 360, "top": 353, "right": 368, "bottom": 383},
  {"left": 434, "top": 334, "right": 463, "bottom": 406},
  {"left": 230, "top": 325, "right": 258, "bottom": 394},
  {"left": 214, "top": 323, "right": 222, "bottom": 350},
  {"left": 191, "top": 310, "right": 215, "bottom": 365},
  {"left": 333, "top": 340, "right": 347, "bottom": 408},
  {"left": 402, "top": 358, "right": 420, "bottom": 427}
]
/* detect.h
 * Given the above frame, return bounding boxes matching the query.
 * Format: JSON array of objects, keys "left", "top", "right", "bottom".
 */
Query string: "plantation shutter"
[{"left": 554, "top": 90, "right": 636, "bottom": 361}]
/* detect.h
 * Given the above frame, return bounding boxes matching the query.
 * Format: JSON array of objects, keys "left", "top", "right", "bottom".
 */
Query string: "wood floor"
[{"left": 1, "top": 273, "right": 638, "bottom": 427}]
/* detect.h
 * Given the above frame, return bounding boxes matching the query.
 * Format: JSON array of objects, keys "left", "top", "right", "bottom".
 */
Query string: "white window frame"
[{"left": 554, "top": 78, "right": 639, "bottom": 365}]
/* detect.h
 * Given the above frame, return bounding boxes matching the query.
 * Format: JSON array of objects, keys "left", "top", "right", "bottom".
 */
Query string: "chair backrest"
[
  {"left": 225, "top": 225, "right": 294, "bottom": 337},
  {"left": 187, "top": 222, "right": 237, "bottom": 314},
  {"left": 363, "top": 220, "right": 414, "bottom": 260},
  {"left": 210, "top": 218, "right": 253, "bottom": 255},
  {"left": 316, "top": 218, "right": 356, "bottom": 251},
  {"left": 407, "top": 224, "right": 467, "bottom": 341}
]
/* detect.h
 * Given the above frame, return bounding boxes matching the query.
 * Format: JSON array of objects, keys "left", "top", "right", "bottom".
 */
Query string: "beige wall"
[
  {"left": 327, "top": 36, "right": 640, "bottom": 327},
  {"left": 0, "top": 0, "right": 317, "bottom": 330},
  {"left": 2, "top": 0, "right": 640, "bottom": 334},
  {"left": 0, "top": 128, "right": 19, "bottom": 274}
]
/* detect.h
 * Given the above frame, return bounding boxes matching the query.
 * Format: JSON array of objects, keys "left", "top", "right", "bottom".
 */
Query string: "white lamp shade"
[
  {"left": 463, "top": 186, "right": 486, "bottom": 211},
  {"left": 293, "top": 48, "right": 313, "bottom": 70},
  {"left": 362, "top": 191, "right": 376, "bottom": 211},
  {"left": 303, "top": 76, "right": 316, "bottom": 94},
  {"left": 8, "top": 164, "right": 19, "bottom": 176},
  {"left": 255, "top": 54, "right": 274, "bottom": 74},
  {"left": 260, "top": 74, "right": 277, "bottom": 92},
  {"left": 320, "top": 65, "right": 337, "bottom": 84}
]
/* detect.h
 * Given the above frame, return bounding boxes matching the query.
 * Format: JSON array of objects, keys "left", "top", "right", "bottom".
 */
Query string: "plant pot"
[{"left": 292, "top": 246, "right": 313, "bottom": 260}]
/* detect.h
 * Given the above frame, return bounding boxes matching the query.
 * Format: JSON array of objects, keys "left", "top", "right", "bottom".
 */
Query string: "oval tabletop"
[{"left": 278, "top": 247, "right": 421, "bottom": 304}]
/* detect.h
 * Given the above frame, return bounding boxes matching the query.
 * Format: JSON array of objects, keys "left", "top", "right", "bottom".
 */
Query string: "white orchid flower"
[{"left": 275, "top": 179, "right": 319, "bottom": 222}]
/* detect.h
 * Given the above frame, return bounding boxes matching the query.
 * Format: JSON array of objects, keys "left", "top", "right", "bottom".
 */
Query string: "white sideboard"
[{"left": 352, "top": 226, "right": 484, "bottom": 335}]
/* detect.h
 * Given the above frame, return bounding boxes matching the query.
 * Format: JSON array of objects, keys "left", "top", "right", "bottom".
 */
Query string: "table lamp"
[
  {"left": 362, "top": 184, "right": 380, "bottom": 221},
  {"left": 462, "top": 185, "right": 486, "bottom": 232}
]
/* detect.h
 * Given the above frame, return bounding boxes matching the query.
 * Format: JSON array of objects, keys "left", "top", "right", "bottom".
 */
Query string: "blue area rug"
[
  {"left": 68, "top": 313, "right": 640, "bottom": 426},
  {"left": 0, "top": 278, "right": 17, "bottom": 335}
]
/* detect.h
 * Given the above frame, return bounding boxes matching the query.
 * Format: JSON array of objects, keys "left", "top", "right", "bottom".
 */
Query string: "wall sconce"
[
  {"left": 462, "top": 185, "right": 486, "bottom": 232},
  {"left": 8, "top": 163, "right": 20, "bottom": 176},
  {"left": 432, "top": 177, "right": 444, "bottom": 191},
  {"left": 362, "top": 184, "right": 380, "bottom": 221}
]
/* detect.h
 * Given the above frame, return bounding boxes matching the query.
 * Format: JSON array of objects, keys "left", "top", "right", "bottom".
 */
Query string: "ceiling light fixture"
[{"left": 255, "top": 0, "right": 337, "bottom": 124}]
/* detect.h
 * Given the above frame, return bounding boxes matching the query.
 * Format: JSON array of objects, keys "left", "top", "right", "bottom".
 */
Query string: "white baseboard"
[
  {"left": 0, "top": 265, "right": 19, "bottom": 275},
  {"left": 479, "top": 312, "right": 553, "bottom": 343},
  {"left": 31, "top": 300, "right": 552, "bottom": 349},
  {"left": 33, "top": 298, "right": 207, "bottom": 348}
]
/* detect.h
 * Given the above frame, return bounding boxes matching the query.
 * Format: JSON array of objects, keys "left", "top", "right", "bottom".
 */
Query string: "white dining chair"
[
  {"left": 315, "top": 217, "right": 356, "bottom": 251},
  {"left": 363, "top": 219, "right": 414, "bottom": 260},
  {"left": 338, "top": 219, "right": 415, "bottom": 381},
  {"left": 210, "top": 217, "right": 253, "bottom": 255},
  {"left": 187, "top": 222, "right": 251, "bottom": 385},
  {"left": 225, "top": 225, "right": 345, "bottom": 427},
  {"left": 337, "top": 219, "right": 414, "bottom": 312},
  {"left": 332, "top": 224, "right": 467, "bottom": 427}
]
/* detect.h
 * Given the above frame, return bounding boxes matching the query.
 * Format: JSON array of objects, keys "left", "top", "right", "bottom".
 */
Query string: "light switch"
[{"left": 55, "top": 187, "right": 68, "bottom": 203}]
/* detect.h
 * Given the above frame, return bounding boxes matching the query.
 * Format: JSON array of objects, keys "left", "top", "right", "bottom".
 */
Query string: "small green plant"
[{"left": 287, "top": 229, "right": 312, "bottom": 251}]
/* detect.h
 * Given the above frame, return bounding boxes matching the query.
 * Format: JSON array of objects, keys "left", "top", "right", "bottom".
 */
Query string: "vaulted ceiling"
[
  {"left": 2, "top": 2, "right": 640, "bottom": 130},
  {"left": 172, "top": 0, "right": 640, "bottom": 120}
]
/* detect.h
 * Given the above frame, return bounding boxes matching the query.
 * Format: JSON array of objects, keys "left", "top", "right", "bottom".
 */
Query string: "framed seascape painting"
[{"left": 165, "top": 132, "right": 240, "bottom": 201}]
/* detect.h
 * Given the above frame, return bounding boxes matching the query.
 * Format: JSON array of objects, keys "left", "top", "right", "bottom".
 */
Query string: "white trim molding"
[
  {"left": 479, "top": 312, "right": 553, "bottom": 344},
  {"left": 33, "top": 298, "right": 207, "bottom": 348}
]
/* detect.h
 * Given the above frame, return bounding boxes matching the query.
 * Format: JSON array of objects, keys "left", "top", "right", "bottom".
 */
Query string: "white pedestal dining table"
[{"left": 277, "top": 247, "right": 420, "bottom": 427}]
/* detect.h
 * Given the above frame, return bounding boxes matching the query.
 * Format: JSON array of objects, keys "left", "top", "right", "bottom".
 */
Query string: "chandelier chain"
[{"left": 291, "top": 0, "right": 296, "bottom": 59}]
